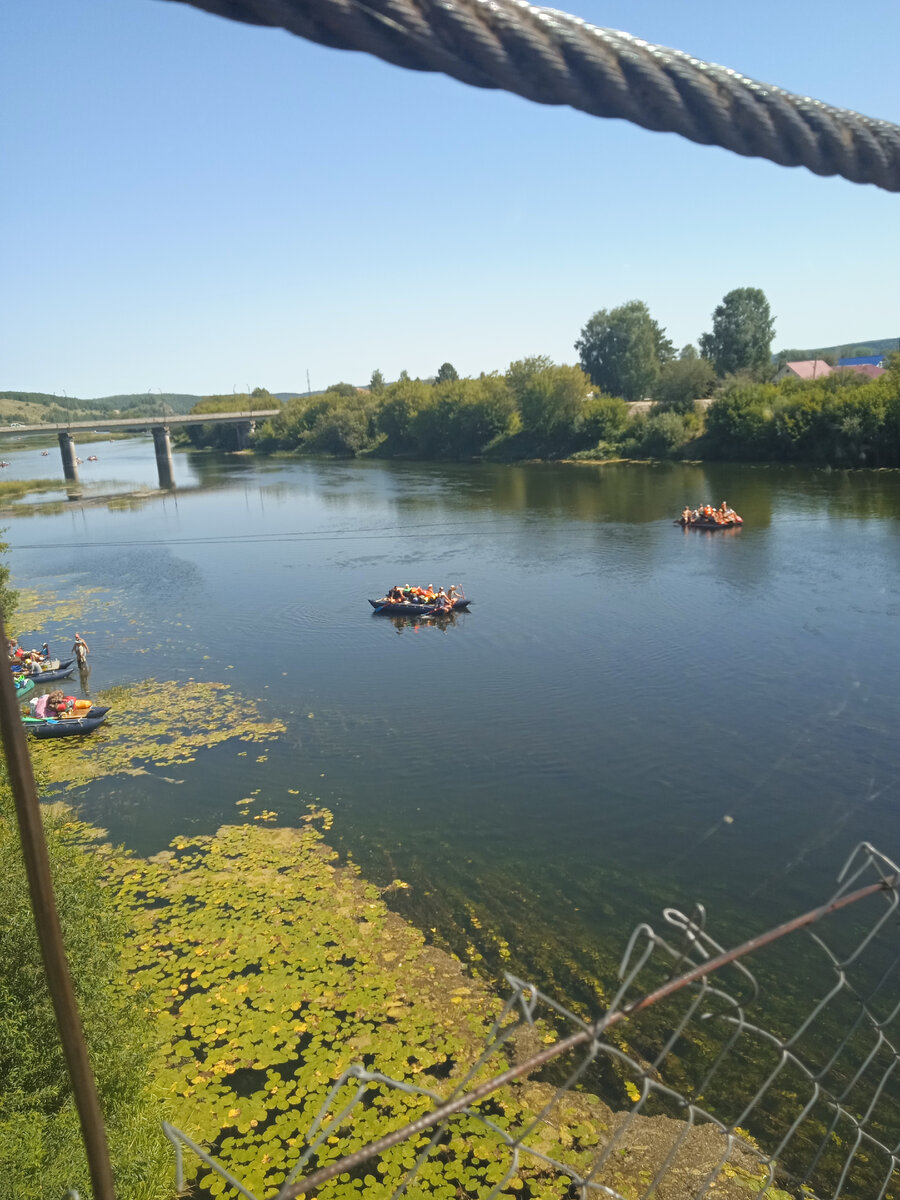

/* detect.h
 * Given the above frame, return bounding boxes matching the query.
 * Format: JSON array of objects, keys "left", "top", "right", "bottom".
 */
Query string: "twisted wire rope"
[{"left": 162, "top": 0, "right": 900, "bottom": 191}]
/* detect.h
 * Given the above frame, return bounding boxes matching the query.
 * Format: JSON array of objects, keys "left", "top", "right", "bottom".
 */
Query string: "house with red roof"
[
  {"left": 835, "top": 363, "right": 885, "bottom": 379},
  {"left": 774, "top": 360, "right": 833, "bottom": 382}
]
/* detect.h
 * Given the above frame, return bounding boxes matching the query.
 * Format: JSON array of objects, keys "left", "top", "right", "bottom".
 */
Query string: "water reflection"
[{"left": 378, "top": 610, "right": 464, "bottom": 635}]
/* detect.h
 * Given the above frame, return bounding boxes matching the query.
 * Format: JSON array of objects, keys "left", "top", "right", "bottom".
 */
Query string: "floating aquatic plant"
[
  {"left": 29, "top": 679, "right": 285, "bottom": 790},
  {"left": 105, "top": 821, "right": 600, "bottom": 1197},
  {"left": 102, "top": 821, "right": 783, "bottom": 1199},
  {"left": 14, "top": 583, "right": 110, "bottom": 636}
]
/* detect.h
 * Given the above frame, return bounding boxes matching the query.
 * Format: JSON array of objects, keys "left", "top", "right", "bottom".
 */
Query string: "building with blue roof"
[{"left": 838, "top": 355, "right": 886, "bottom": 367}]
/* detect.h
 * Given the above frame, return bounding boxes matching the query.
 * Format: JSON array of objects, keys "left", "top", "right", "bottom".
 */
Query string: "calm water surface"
[{"left": 6, "top": 436, "right": 900, "bottom": 1003}]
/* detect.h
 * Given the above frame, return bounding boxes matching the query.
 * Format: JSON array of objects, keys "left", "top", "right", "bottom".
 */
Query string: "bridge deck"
[{"left": 0, "top": 410, "right": 280, "bottom": 434}]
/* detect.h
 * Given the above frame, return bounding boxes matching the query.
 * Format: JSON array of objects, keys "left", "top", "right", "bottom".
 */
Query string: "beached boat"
[
  {"left": 23, "top": 706, "right": 110, "bottom": 738},
  {"left": 369, "top": 598, "right": 472, "bottom": 615}
]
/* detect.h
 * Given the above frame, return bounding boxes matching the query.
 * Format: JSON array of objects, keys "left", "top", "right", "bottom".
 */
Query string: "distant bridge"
[{"left": 0, "top": 410, "right": 280, "bottom": 489}]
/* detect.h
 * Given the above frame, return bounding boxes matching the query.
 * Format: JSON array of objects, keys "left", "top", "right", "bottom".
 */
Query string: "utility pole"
[{"left": 306, "top": 369, "right": 311, "bottom": 399}]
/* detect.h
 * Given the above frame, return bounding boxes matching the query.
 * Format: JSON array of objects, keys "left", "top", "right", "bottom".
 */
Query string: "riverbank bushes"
[
  {"left": 189, "top": 356, "right": 900, "bottom": 468},
  {"left": 703, "top": 364, "right": 900, "bottom": 466},
  {"left": 0, "top": 783, "right": 172, "bottom": 1199},
  {"left": 252, "top": 362, "right": 631, "bottom": 461}
]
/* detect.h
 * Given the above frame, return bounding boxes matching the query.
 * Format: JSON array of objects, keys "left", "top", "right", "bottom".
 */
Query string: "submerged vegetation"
[
  {"left": 29, "top": 679, "right": 285, "bottom": 791},
  {"left": 108, "top": 819, "right": 787, "bottom": 1200}
]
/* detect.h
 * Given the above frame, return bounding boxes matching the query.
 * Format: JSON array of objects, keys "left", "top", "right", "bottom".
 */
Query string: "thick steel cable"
[
  {"left": 0, "top": 611, "right": 116, "bottom": 1199},
  {"left": 158, "top": 0, "right": 900, "bottom": 192}
]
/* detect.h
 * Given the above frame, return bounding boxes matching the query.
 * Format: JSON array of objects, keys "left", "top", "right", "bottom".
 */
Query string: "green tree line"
[
  {"left": 703, "top": 361, "right": 900, "bottom": 466},
  {"left": 246, "top": 362, "right": 633, "bottom": 461},
  {"left": 181, "top": 289, "right": 898, "bottom": 467}
]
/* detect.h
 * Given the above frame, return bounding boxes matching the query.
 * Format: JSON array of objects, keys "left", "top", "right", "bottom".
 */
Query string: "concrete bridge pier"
[
  {"left": 152, "top": 425, "right": 175, "bottom": 489},
  {"left": 57, "top": 431, "right": 79, "bottom": 483},
  {"left": 235, "top": 420, "right": 255, "bottom": 451}
]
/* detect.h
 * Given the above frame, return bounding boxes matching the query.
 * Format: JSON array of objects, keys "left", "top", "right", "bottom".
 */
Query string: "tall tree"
[
  {"left": 368, "top": 369, "right": 385, "bottom": 393},
  {"left": 699, "top": 287, "right": 775, "bottom": 376},
  {"left": 508, "top": 362, "right": 591, "bottom": 436},
  {"left": 574, "top": 301, "right": 673, "bottom": 401},
  {"left": 652, "top": 357, "right": 717, "bottom": 412},
  {"left": 436, "top": 362, "right": 459, "bottom": 383}
]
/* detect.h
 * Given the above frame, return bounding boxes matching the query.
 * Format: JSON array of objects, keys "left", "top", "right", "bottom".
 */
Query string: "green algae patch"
[
  {"left": 105, "top": 821, "right": 787, "bottom": 1199},
  {"left": 29, "top": 679, "right": 285, "bottom": 790},
  {"left": 107, "top": 821, "right": 589, "bottom": 1198},
  {"left": 14, "top": 584, "right": 110, "bottom": 636}
]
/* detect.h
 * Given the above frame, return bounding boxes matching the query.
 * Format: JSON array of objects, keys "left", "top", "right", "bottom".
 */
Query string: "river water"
[{"left": 5, "top": 435, "right": 900, "bottom": 1007}]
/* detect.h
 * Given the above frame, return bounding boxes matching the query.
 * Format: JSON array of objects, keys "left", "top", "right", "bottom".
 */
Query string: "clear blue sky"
[{"left": 3, "top": 0, "right": 898, "bottom": 397}]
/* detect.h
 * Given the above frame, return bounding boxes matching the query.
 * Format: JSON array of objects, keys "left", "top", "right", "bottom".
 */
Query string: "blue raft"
[
  {"left": 369, "top": 598, "right": 472, "bottom": 616},
  {"left": 23, "top": 705, "right": 110, "bottom": 739}
]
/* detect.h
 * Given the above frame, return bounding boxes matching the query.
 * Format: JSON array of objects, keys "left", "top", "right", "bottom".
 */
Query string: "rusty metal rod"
[{"left": 0, "top": 612, "right": 115, "bottom": 1199}]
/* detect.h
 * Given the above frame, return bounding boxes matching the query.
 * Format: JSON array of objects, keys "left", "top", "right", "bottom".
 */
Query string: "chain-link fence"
[{"left": 161, "top": 840, "right": 900, "bottom": 1200}]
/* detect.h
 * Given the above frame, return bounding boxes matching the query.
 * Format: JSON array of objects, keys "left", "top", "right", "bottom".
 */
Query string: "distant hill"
[
  {"left": 0, "top": 390, "right": 204, "bottom": 423},
  {"left": 93, "top": 393, "right": 203, "bottom": 414},
  {"left": 0, "top": 390, "right": 286, "bottom": 424},
  {"left": 774, "top": 336, "right": 899, "bottom": 362}
]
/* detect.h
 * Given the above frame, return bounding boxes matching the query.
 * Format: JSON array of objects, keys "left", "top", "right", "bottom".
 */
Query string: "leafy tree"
[
  {"left": 306, "top": 397, "right": 376, "bottom": 456},
  {"left": 652, "top": 356, "right": 716, "bottom": 413},
  {"left": 184, "top": 394, "right": 254, "bottom": 450},
  {"left": 639, "top": 410, "right": 692, "bottom": 457},
  {"left": 699, "top": 287, "right": 775, "bottom": 376},
  {"left": 0, "top": 531, "right": 18, "bottom": 626},
  {"left": 704, "top": 381, "right": 780, "bottom": 459},
  {"left": 505, "top": 355, "right": 553, "bottom": 401},
  {"left": 436, "top": 362, "right": 459, "bottom": 383},
  {"left": 368, "top": 369, "right": 385, "bottom": 394},
  {"left": 507, "top": 359, "right": 590, "bottom": 436},
  {"left": 322, "top": 382, "right": 358, "bottom": 399},
  {"left": 257, "top": 390, "right": 377, "bottom": 456},
  {"left": 679, "top": 343, "right": 699, "bottom": 360},
  {"left": 578, "top": 394, "right": 629, "bottom": 446},
  {"left": 375, "top": 377, "right": 432, "bottom": 451},
  {"left": 411, "top": 376, "right": 515, "bottom": 457},
  {"left": 574, "top": 301, "right": 673, "bottom": 401}
]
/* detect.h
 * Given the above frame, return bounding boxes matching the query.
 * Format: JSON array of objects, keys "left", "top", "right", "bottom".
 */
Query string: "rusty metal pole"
[{"left": 0, "top": 610, "right": 115, "bottom": 1199}]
